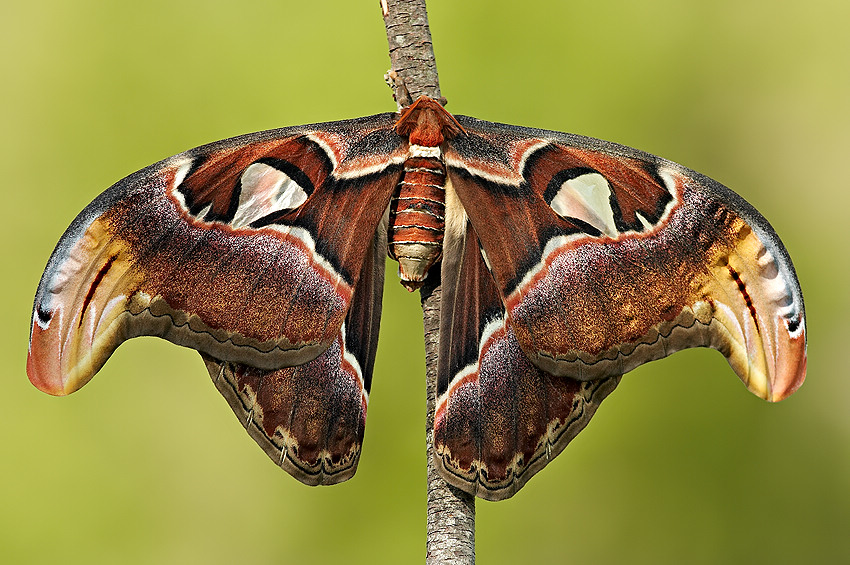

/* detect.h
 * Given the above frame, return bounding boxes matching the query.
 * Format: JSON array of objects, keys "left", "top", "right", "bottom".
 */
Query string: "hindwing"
[{"left": 435, "top": 203, "right": 620, "bottom": 500}]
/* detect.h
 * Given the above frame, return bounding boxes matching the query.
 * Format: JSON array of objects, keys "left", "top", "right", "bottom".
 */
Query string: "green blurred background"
[{"left": 2, "top": 1, "right": 847, "bottom": 563}]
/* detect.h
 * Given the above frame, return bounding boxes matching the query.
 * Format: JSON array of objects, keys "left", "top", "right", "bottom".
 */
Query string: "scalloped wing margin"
[
  {"left": 434, "top": 193, "right": 619, "bottom": 501},
  {"left": 199, "top": 210, "right": 388, "bottom": 485}
]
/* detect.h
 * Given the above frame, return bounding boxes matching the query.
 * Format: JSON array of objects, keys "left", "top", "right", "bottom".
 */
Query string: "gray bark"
[
  {"left": 380, "top": 2, "right": 476, "bottom": 563},
  {"left": 421, "top": 277, "right": 476, "bottom": 565},
  {"left": 382, "top": 0, "right": 442, "bottom": 106}
]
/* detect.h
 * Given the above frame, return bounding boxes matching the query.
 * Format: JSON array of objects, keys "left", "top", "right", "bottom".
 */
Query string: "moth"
[{"left": 27, "top": 96, "right": 806, "bottom": 501}]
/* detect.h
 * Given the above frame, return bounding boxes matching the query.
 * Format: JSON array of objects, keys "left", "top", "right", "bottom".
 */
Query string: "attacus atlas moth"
[{"left": 28, "top": 96, "right": 805, "bottom": 500}]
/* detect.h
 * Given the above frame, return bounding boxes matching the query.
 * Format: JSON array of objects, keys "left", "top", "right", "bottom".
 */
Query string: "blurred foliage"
[{"left": 2, "top": 1, "right": 847, "bottom": 563}]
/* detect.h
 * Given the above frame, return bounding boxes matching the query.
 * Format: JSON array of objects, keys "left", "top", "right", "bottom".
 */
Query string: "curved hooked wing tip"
[
  {"left": 679, "top": 170, "right": 807, "bottom": 403},
  {"left": 704, "top": 231, "right": 807, "bottom": 402},
  {"left": 27, "top": 216, "right": 136, "bottom": 396}
]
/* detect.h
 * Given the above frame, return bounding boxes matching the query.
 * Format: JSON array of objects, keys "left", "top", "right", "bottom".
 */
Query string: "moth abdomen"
[
  {"left": 388, "top": 155, "right": 447, "bottom": 291},
  {"left": 389, "top": 96, "right": 466, "bottom": 291}
]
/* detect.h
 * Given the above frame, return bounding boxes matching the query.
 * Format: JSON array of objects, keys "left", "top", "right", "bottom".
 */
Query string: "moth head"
[{"left": 395, "top": 96, "right": 465, "bottom": 146}]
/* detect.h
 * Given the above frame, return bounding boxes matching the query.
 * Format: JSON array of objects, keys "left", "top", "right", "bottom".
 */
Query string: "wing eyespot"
[
  {"left": 230, "top": 161, "right": 312, "bottom": 228},
  {"left": 544, "top": 168, "right": 622, "bottom": 238}
]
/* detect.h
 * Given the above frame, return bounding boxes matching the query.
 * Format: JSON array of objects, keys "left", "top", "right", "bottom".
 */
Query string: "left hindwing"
[
  {"left": 444, "top": 116, "right": 806, "bottom": 403},
  {"left": 201, "top": 208, "right": 389, "bottom": 485}
]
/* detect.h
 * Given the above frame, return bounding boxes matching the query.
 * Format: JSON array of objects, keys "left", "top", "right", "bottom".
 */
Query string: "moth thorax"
[{"left": 388, "top": 156, "right": 447, "bottom": 291}]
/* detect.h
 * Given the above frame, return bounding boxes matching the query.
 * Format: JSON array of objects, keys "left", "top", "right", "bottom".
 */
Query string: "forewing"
[
  {"left": 434, "top": 197, "right": 619, "bottom": 500},
  {"left": 200, "top": 211, "right": 388, "bottom": 485},
  {"left": 445, "top": 116, "right": 806, "bottom": 402},
  {"left": 28, "top": 114, "right": 405, "bottom": 396}
]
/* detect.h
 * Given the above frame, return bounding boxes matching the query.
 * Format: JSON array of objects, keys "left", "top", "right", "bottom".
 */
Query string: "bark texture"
[
  {"left": 383, "top": 0, "right": 442, "bottom": 106},
  {"left": 381, "top": 2, "right": 476, "bottom": 563},
  {"left": 421, "top": 277, "right": 476, "bottom": 565}
]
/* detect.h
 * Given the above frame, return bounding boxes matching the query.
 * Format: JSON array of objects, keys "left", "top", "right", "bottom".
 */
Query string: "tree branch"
[
  {"left": 420, "top": 275, "right": 476, "bottom": 565},
  {"left": 381, "top": 2, "right": 476, "bottom": 563},
  {"left": 382, "top": 0, "right": 442, "bottom": 105}
]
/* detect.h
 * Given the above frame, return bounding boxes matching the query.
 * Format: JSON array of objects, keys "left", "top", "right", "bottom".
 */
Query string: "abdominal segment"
[{"left": 388, "top": 155, "right": 447, "bottom": 290}]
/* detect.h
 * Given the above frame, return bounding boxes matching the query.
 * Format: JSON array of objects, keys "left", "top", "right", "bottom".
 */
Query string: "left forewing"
[{"left": 28, "top": 115, "right": 404, "bottom": 396}]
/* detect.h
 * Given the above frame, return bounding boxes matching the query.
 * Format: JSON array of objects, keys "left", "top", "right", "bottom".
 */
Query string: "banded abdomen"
[
  {"left": 389, "top": 96, "right": 465, "bottom": 291},
  {"left": 388, "top": 153, "right": 447, "bottom": 291}
]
